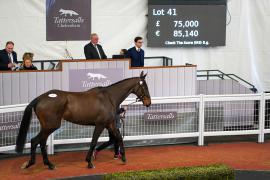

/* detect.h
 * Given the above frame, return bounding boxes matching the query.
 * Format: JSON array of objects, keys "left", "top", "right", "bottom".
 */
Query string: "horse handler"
[{"left": 93, "top": 106, "right": 127, "bottom": 159}]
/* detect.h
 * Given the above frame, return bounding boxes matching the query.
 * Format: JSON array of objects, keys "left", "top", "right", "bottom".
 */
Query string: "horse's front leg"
[
  {"left": 86, "top": 125, "right": 104, "bottom": 168},
  {"left": 109, "top": 126, "right": 126, "bottom": 163},
  {"left": 116, "top": 130, "right": 126, "bottom": 163}
]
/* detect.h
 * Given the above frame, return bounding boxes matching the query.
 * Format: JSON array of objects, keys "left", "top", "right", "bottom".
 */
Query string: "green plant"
[{"left": 104, "top": 164, "right": 234, "bottom": 180}]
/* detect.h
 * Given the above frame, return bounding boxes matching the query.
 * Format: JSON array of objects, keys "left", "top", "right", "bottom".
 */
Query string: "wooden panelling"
[
  {"left": 0, "top": 60, "right": 197, "bottom": 106},
  {"left": 11, "top": 73, "right": 20, "bottom": 104},
  {"left": 197, "top": 79, "right": 254, "bottom": 95},
  {"left": 0, "top": 74, "right": 3, "bottom": 105},
  {"left": 19, "top": 73, "right": 29, "bottom": 104},
  {"left": 3, "top": 73, "right": 12, "bottom": 105}
]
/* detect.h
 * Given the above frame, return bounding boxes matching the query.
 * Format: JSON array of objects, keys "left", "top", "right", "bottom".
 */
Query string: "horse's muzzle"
[{"left": 143, "top": 97, "right": 151, "bottom": 107}]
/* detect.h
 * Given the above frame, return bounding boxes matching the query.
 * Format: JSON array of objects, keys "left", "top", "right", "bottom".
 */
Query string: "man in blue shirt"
[{"left": 128, "top": 37, "right": 144, "bottom": 67}]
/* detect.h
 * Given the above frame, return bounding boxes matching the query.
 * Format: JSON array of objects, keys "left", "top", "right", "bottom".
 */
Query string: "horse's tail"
[{"left": 15, "top": 97, "right": 39, "bottom": 153}]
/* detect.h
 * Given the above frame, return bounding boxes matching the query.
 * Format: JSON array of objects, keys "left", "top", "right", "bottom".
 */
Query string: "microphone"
[
  {"left": 65, "top": 41, "right": 73, "bottom": 60},
  {"left": 65, "top": 48, "right": 73, "bottom": 60}
]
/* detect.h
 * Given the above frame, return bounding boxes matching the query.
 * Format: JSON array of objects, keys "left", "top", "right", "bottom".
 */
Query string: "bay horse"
[{"left": 15, "top": 71, "right": 151, "bottom": 169}]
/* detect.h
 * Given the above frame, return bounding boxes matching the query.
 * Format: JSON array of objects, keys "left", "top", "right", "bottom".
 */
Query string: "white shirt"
[
  {"left": 92, "top": 43, "right": 101, "bottom": 59},
  {"left": 135, "top": 46, "right": 141, "bottom": 52},
  {"left": 8, "top": 53, "right": 14, "bottom": 63}
]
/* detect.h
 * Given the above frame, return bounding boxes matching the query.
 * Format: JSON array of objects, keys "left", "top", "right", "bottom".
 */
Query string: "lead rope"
[{"left": 128, "top": 97, "right": 141, "bottom": 105}]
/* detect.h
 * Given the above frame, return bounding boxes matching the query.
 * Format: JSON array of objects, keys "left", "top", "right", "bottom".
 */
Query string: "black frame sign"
[{"left": 46, "top": 0, "right": 91, "bottom": 41}]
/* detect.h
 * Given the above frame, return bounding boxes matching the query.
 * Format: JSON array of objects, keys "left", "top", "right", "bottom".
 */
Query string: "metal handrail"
[
  {"left": 197, "top": 70, "right": 257, "bottom": 93},
  {"left": 145, "top": 56, "right": 173, "bottom": 66},
  {"left": 17, "top": 60, "right": 59, "bottom": 70}
]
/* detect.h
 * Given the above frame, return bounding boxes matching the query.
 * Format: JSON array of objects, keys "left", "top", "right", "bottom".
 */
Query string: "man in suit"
[
  {"left": 0, "top": 41, "right": 18, "bottom": 70},
  {"left": 84, "top": 33, "right": 107, "bottom": 60},
  {"left": 128, "top": 37, "right": 144, "bottom": 67}
]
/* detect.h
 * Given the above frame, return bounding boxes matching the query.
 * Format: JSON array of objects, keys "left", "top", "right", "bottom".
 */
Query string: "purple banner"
[
  {"left": 46, "top": 0, "right": 91, "bottom": 41},
  {"left": 69, "top": 68, "right": 123, "bottom": 92}
]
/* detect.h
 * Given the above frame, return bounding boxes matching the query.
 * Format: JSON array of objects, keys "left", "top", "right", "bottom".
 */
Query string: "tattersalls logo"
[
  {"left": 54, "top": 8, "right": 84, "bottom": 28},
  {"left": 144, "top": 112, "right": 177, "bottom": 121},
  {"left": 69, "top": 69, "right": 123, "bottom": 92},
  {"left": 46, "top": 0, "right": 91, "bottom": 41},
  {"left": 83, "top": 72, "right": 111, "bottom": 88},
  {"left": 59, "top": 9, "right": 79, "bottom": 17},
  {"left": 87, "top": 73, "right": 107, "bottom": 80},
  {"left": 0, "top": 121, "right": 21, "bottom": 132}
]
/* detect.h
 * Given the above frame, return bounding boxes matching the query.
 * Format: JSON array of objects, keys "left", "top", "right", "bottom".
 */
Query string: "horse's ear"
[
  {"left": 142, "top": 73, "right": 147, "bottom": 79},
  {"left": 140, "top": 71, "right": 147, "bottom": 79},
  {"left": 140, "top": 71, "right": 144, "bottom": 78}
]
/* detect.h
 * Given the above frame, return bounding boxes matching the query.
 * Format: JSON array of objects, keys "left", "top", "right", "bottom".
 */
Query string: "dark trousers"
[{"left": 96, "top": 129, "right": 120, "bottom": 155}]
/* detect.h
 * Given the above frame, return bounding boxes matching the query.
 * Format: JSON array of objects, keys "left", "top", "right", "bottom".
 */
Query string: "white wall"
[{"left": 0, "top": 0, "right": 270, "bottom": 92}]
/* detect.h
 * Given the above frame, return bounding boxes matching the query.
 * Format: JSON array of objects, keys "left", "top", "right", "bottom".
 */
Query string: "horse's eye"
[{"left": 139, "top": 81, "right": 143, "bottom": 85}]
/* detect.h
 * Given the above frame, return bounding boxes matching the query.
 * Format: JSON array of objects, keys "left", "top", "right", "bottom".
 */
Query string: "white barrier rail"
[{"left": 0, "top": 93, "right": 269, "bottom": 154}]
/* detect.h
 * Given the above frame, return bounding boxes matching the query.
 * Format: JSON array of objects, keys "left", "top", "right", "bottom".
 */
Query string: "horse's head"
[{"left": 133, "top": 71, "right": 151, "bottom": 107}]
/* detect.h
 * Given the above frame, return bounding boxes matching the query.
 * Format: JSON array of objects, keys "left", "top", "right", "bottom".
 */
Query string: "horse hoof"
[
  {"left": 21, "top": 161, "right": 29, "bottom": 169},
  {"left": 21, "top": 161, "right": 34, "bottom": 169},
  {"left": 48, "top": 164, "right": 56, "bottom": 170},
  {"left": 87, "top": 163, "right": 95, "bottom": 169},
  {"left": 121, "top": 156, "right": 127, "bottom": 163},
  {"left": 92, "top": 150, "right": 98, "bottom": 160},
  {"left": 121, "top": 160, "right": 127, "bottom": 165}
]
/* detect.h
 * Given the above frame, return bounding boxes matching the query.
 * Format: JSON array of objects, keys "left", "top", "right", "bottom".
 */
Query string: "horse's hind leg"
[
  {"left": 39, "top": 128, "right": 57, "bottom": 170},
  {"left": 86, "top": 125, "right": 104, "bottom": 168},
  {"left": 21, "top": 132, "right": 41, "bottom": 169}
]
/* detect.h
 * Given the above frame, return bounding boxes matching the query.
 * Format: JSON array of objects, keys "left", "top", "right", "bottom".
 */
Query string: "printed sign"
[
  {"left": 69, "top": 68, "right": 123, "bottom": 92},
  {"left": 46, "top": 0, "right": 91, "bottom": 41},
  {"left": 144, "top": 112, "right": 177, "bottom": 121},
  {"left": 0, "top": 121, "right": 21, "bottom": 132}
]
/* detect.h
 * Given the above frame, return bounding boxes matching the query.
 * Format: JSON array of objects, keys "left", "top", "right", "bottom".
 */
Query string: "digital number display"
[{"left": 147, "top": 5, "right": 227, "bottom": 47}]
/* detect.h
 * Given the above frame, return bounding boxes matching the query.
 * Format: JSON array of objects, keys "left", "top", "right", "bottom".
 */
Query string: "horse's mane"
[
  {"left": 85, "top": 77, "right": 139, "bottom": 92},
  {"left": 107, "top": 77, "right": 138, "bottom": 88}
]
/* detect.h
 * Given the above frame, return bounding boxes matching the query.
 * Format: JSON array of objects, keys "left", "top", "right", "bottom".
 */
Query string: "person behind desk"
[
  {"left": 0, "top": 41, "right": 18, "bottom": 70},
  {"left": 19, "top": 52, "right": 37, "bottom": 70},
  {"left": 120, "top": 49, "right": 129, "bottom": 56},
  {"left": 112, "top": 49, "right": 130, "bottom": 59},
  {"left": 84, "top": 33, "right": 107, "bottom": 60},
  {"left": 128, "top": 37, "right": 144, "bottom": 67}
]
